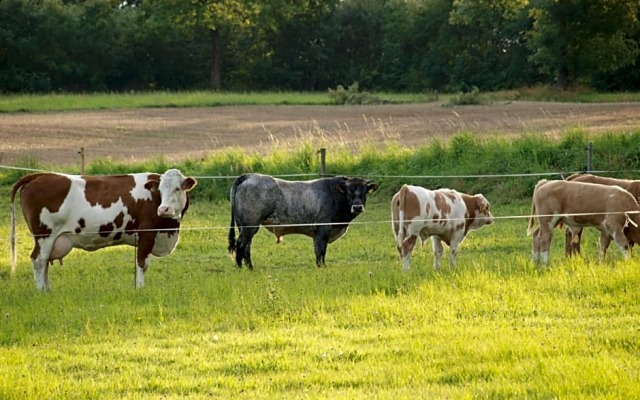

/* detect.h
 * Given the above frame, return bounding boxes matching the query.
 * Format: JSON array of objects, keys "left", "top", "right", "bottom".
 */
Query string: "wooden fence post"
[
  {"left": 318, "top": 148, "right": 326, "bottom": 176},
  {"left": 78, "top": 147, "right": 85, "bottom": 174},
  {"left": 585, "top": 141, "right": 593, "bottom": 172}
]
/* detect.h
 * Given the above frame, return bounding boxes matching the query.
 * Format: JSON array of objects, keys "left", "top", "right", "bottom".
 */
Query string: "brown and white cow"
[
  {"left": 10, "top": 169, "right": 197, "bottom": 291},
  {"left": 563, "top": 173, "right": 640, "bottom": 256},
  {"left": 391, "top": 185, "right": 494, "bottom": 271},
  {"left": 527, "top": 179, "right": 640, "bottom": 264}
]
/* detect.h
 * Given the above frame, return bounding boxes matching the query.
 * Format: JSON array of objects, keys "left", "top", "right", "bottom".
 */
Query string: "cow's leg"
[
  {"left": 531, "top": 227, "right": 540, "bottom": 263},
  {"left": 135, "top": 233, "right": 156, "bottom": 288},
  {"left": 400, "top": 235, "right": 417, "bottom": 271},
  {"left": 565, "top": 227, "right": 582, "bottom": 257},
  {"left": 313, "top": 233, "right": 330, "bottom": 266},
  {"left": 31, "top": 240, "right": 52, "bottom": 291},
  {"left": 236, "top": 225, "right": 259, "bottom": 269},
  {"left": 431, "top": 236, "right": 444, "bottom": 270},
  {"left": 598, "top": 232, "right": 613, "bottom": 260},
  {"left": 32, "top": 256, "right": 50, "bottom": 292},
  {"left": 448, "top": 232, "right": 466, "bottom": 268},
  {"left": 535, "top": 224, "right": 553, "bottom": 264}
]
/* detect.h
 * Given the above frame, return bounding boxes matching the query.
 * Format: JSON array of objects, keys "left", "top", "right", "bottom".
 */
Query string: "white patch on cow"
[
  {"left": 157, "top": 169, "right": 189, "bottom": 219},
  {"left": 131, "top": 173, "right": 153, "bottom": 201}
]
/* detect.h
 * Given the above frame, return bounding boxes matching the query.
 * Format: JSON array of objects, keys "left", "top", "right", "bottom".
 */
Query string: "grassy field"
[
  {"left": 2, "top": 90, "right": 640, "bottom": 398},
  {"left": 2, "top": 87, "right": 640, "bottom": 113},
  {"left": 1, "top": 191, "right": 639, "bottom": 398},
  {"left": 0, "top": 91, "right": 436, "bottom": 112}
]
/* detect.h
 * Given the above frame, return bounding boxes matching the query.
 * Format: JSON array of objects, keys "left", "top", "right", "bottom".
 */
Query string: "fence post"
[
  {"left": 318, "top": 148, "right": 326, "bottom": 176},
  {"left": 78, "top": 147, "right": 85, "bottom": 175},
  {"left": 585, "top": 141, "right": 593, "bottom": 172}
]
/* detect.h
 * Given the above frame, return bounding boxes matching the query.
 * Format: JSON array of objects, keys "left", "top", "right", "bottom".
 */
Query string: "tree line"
[{"left": 1, "top": 0, "right": 639, "bottom": 94}]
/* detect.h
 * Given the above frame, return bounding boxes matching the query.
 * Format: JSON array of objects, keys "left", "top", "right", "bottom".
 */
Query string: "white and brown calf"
[{"left": 391, "top": 185, "right": 494, "bottom": 271}]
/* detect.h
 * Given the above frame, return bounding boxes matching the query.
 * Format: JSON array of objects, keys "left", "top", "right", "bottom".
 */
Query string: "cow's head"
[
  {"left": 337, "top": 177, "right": 379, "bottom": 215},
  {"left": 149, "top": 169, "right": 198, "bottom": 220},
  {"left": 471, "top": 194, "right": 494, "bottom": 228}
]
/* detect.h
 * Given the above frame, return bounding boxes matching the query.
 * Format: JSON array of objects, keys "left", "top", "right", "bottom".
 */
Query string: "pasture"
[
  {"left": 2, "top": 191, "right": 640, "bottom": 398},
  {"left": 1, "top": 95, "right": 640, "bottom": 398}
]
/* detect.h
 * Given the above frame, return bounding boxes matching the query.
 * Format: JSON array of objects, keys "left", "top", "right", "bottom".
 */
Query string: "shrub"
[
  {"left": 327, "top": 82, "right": 385, "bottom": 105},
  {"left": 447, "top": 86, "right": 486, "bottom": 106}
]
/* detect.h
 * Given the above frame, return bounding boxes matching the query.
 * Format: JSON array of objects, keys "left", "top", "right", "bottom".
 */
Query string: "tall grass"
[{"left": 5, "top": 128, "right": 634, "bottom": 205}]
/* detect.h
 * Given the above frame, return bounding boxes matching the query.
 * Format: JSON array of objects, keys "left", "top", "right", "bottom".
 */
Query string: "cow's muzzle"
[
  {"left": 157, "top": 206, "right": 178, "bottom": 219},
  {"left": 351, "top": 204, "right": 365, "bottom": 214}
]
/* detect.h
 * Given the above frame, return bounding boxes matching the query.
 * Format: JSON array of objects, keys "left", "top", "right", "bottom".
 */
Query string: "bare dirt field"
[{"left": 1, "top": 101, "right": 639, "bottom": 169}]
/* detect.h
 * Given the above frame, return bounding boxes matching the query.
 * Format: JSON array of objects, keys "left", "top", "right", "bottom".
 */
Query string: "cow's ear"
[
  {"left": 145, "top": 179, "right": 160, "bottom": 193},
  {"left": 367, "top": 182, "right": 379, "bottom": 194},
  {"left": 475, "top": 194, "right": 490, "bottom": 211},
  {"left": 336, "top": 177, "right": 348, "bottom": 193},
  {"left": 182, "top": 177, "right": 198, "bottom": 191}
]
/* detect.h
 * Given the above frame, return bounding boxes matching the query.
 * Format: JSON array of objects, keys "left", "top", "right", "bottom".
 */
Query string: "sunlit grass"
[{"left": 1, "top": 193, "right": 639, "bottom": 398}]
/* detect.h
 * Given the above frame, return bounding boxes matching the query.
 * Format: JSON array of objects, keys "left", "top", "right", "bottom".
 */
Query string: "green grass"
[
  {"left": 1, "top": 195, "right": 639, "bottom": 399},
  {"left": 2, "top": 87, "right": 639, "bottom": 113},
  {"left": 0, "top": 91, "right": 437, "bottom": 113}
]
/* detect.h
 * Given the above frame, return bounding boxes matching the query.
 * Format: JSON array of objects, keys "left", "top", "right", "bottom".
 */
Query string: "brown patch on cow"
[
  {"left": 83, "top": 175, "right": 137, "bottom": 208},
  {"left": 459, "top": 194, "right": 477, "bottom": 234},
  {"left": 99, "top": 222, "right": 115, "bottom": 237},
  {"left": 16, "top": 173, "right": 71, "bottom": 219},
  {"left": 125, "top": 219, "right": 138, "bottom": 234},
  {"left": 113, "top": 232, "right": 123, "bottom": 241},
  {"left": 402, "top": 188, "right": 421, "bottom": 221},
  {"left": 434, "top": 192, "right": 452, "bottom": 217},
  {"left": 113, "top": 212, "right": 125, "bottom": 229}
]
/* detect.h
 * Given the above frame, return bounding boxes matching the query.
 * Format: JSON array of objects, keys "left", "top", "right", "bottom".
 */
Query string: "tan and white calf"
[
  {"left": 10, "top": 169, "right": 197, "bottom": 291},
  {"left": 391, "top": 185, "right": 494, "bottom": 271},
  {"left": 563, "top": 173, "right": 640, "bottom": 256},
  {"left": 527, "top": 179, "right": 640, "bottom": 264}
]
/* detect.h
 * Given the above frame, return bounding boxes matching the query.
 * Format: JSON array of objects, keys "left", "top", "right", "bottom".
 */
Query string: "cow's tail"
[
  {"left": 228, "top": 174, "right": 249, "bottom": 255},
  {"left": 396, "top": 185, "right": 410, "bottom": 247},
  {"left": 9, "top": 174, "right": 39, "bottom": 274},
  {"left": 527, "top": 179, "right": 547, "bottom": 235}
]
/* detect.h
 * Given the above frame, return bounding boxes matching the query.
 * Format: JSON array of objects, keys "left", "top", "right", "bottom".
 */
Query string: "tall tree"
[
  {"left": 527, "top": 0, "right": 640, "bottom": 89},
  {"left": 149, "top": 0, "right": 259, "bottom": 90},
  {"left": 448, "top": 0, "right": 535, "bottom": 90}
]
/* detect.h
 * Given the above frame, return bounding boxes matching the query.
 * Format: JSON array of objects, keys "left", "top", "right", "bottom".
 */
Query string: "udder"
[{"left": 49, "top": 234, "right": 74, "bottom": 265}]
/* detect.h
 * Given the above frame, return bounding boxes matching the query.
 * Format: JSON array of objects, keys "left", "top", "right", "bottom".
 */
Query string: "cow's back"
[
  {"left": 566, "top": 173, "right": 640, "bottom": 200},
  {"left": 536, "top": 180, "right": 638, "bottom": 214}
]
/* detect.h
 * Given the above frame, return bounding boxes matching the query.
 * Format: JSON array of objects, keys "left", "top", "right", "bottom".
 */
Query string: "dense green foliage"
[{"left": 1, "top": 0, "right": 639, "bottom": 93}]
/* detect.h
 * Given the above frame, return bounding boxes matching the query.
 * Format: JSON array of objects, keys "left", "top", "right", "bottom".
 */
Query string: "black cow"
[{"left": 228, "top": 173, "right": 379, "bottom": 269}]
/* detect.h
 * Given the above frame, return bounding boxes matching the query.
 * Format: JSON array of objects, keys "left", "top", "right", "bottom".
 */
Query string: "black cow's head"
[{"left": 336, "top": 177, "right": 379, "bottom": 215}]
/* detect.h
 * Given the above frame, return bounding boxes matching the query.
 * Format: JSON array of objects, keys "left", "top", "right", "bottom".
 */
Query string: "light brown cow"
[
  {"left": 564, "top": 173, "right": 640, "bottom": 256},
  {"left": 527, "top": 179, "right": 640, "bottom": 264},
  {"left": 10, "top": 169, "right": 197, "bottom": 291},
  {"left": 391, "top": 184, "right": 494, "bottom": 271}
]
